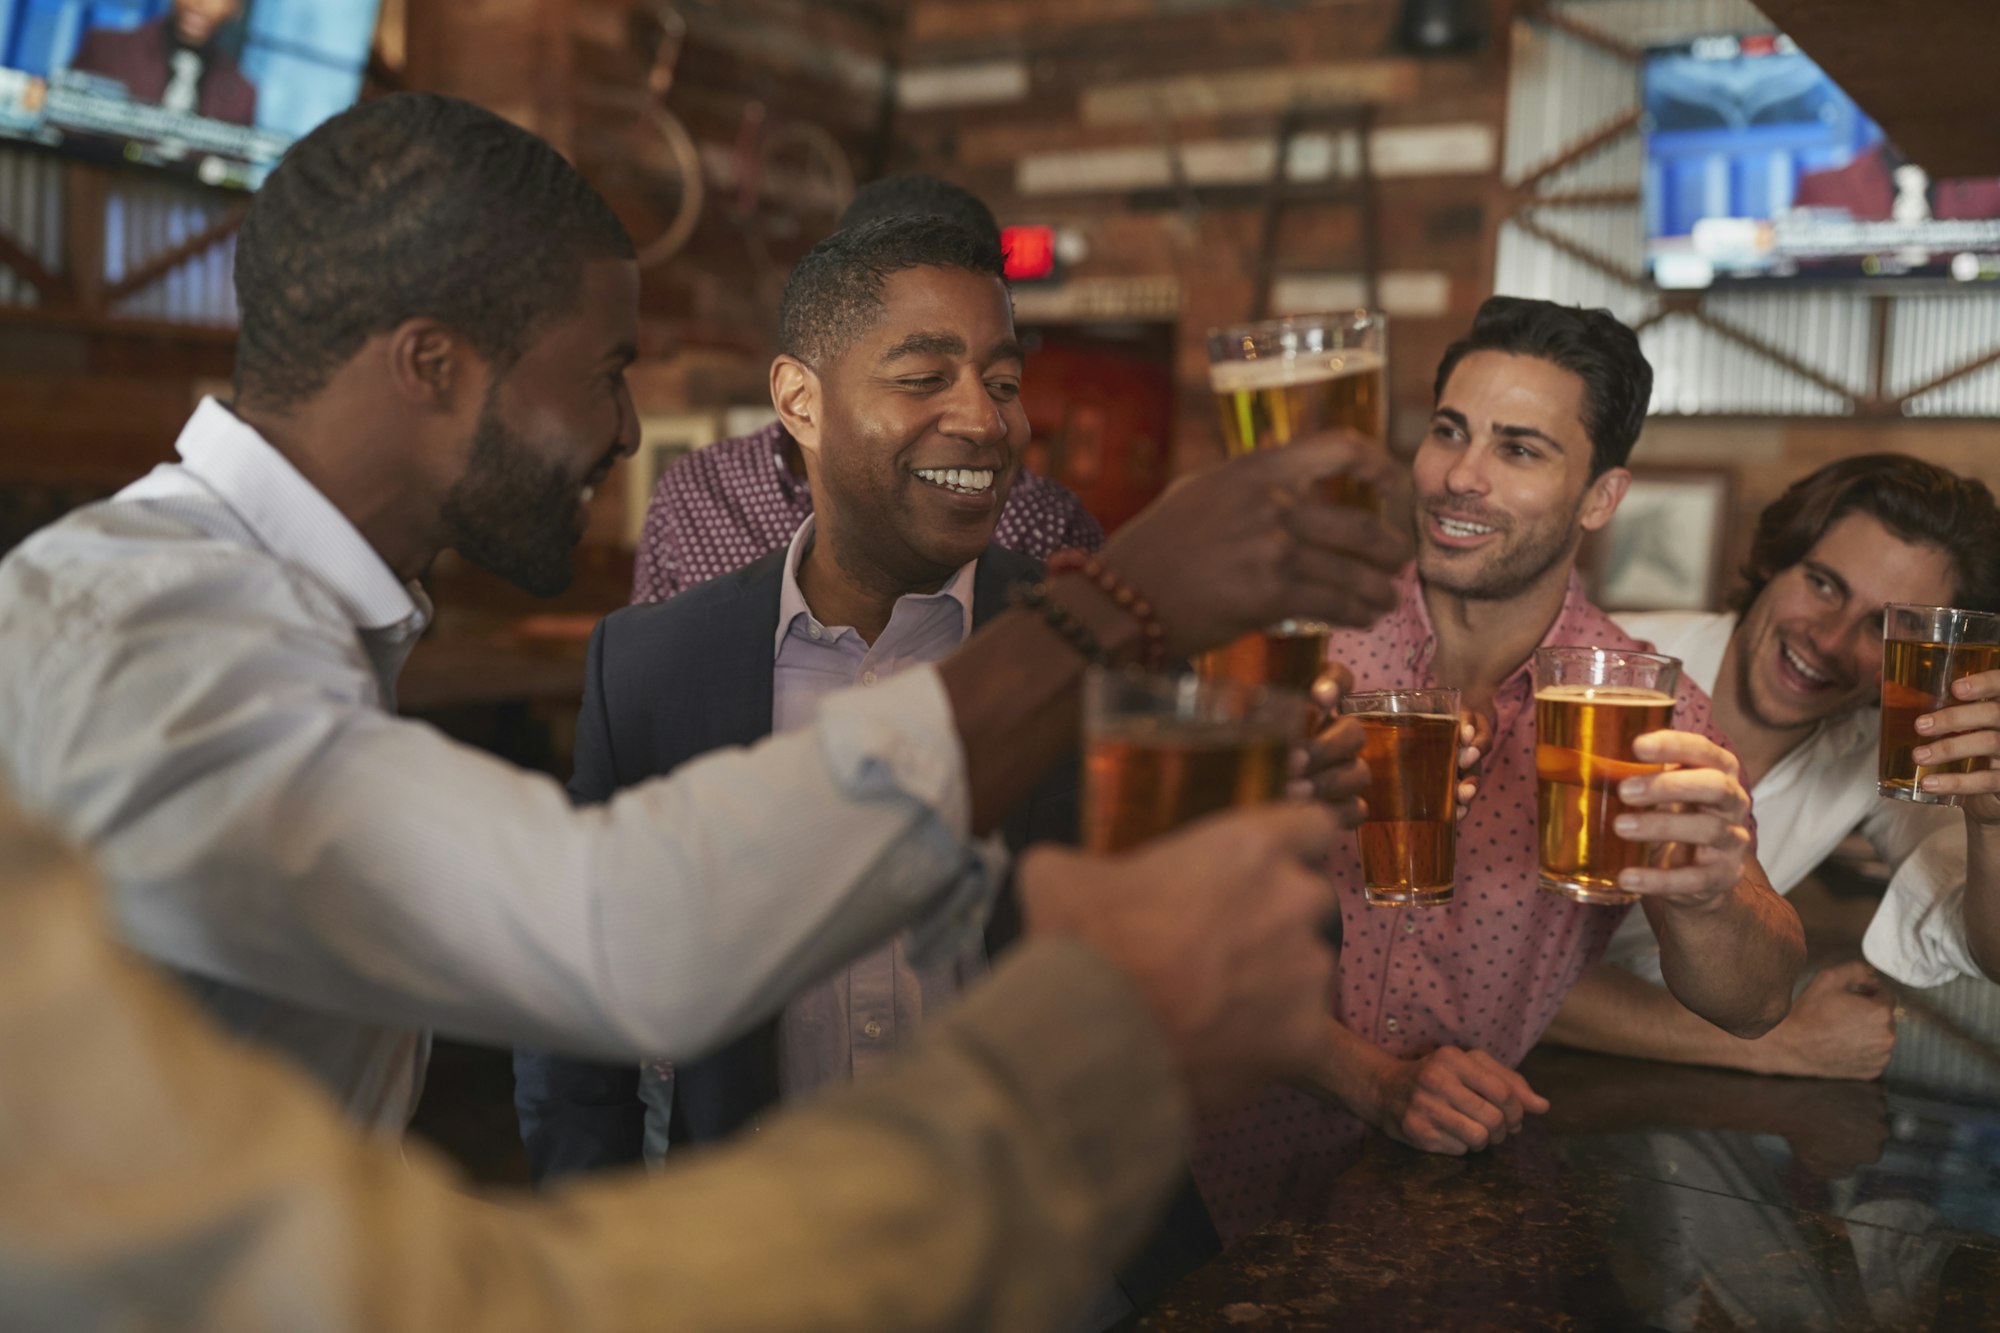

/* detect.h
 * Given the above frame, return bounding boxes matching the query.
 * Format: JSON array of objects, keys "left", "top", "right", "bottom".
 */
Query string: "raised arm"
[
  {"left": 0, "top": 797, "right": 1341, "bottom": 1333},
  {"left": 1616, "top": 730, "right": 1806, "bottom": 1037},
  {"left": 22, "top": 436, "right": 1405, "bottom": 1067},
  {"left": 1877, "top": 665, "right": 2000, "bottom": 982}
]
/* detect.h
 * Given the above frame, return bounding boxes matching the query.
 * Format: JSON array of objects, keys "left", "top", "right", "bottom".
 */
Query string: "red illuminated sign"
[{"left": 1002, "top": 225, "right": 1057, "bottom": 282}]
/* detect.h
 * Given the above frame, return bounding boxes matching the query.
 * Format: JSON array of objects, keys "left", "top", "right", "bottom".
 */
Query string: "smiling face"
[
  {"left": 438, "top": 258, "right": 641, "bottom": 595},
  {"left": 1734, "top": 511, "right": 1957, "bottom": 731},
  {"left": 777, "top": 264, "right": 1027, "bottom": 588},
  {"left": 1413, "top": 350, "right": 1628, "bottom": 602}
]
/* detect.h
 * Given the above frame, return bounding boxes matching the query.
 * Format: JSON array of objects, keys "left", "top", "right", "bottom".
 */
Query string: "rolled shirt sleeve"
[
  {"left": 10, "top": 546, "right": 1004, "bottom": 1067},
  {"left": 1863, "top": 826, "right": 1983, "bottom": 989}
]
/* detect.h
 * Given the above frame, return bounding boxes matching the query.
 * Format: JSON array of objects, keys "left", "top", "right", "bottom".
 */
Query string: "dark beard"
[
  {"left": 438, "top": 398, "right": 583, "bottom": 597},
  {"left": 1420, "top": 505, "right": 1582, "bottom": 603}
]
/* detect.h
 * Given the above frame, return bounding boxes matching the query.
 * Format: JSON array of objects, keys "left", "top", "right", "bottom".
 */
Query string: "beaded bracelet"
[
  {"left": 1044, "top": 548, "right": 1167, "bottom": 669},
  {"left": 1011, "top": 580, "right": 1111, "bottom": 668}
]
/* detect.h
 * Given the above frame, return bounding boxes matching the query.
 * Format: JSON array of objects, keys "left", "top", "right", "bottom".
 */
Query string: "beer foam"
[
  {"left": 1210, "top": 347, "right": 1385, "bottom": 393},
  {"left": 1533, "top": 684, "right": 1675, "bottom": 706}
]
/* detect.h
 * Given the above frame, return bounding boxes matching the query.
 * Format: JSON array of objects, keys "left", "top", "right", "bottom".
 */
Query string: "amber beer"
[
  {"left": 1209, "top": 348, "right": 1388, "bottom": 510},
  {"left": 1082, "top": 670, "right": 1310, "bottom": 854},
  {"left": 1198, "top": 313, "right": 1387, "bottom": 688},
  {"left": 1533, "top": 648, "right": 1682, "bottom": 905},
  {"left": 1195, "top": 622, "right": 1331, "bottom": 694},
  {"left": 1340, "top": 689, "right": 1459, "bottom": 906},
  {"left": 1878, "top": 604, "right": 2000, "bottom": 805}
]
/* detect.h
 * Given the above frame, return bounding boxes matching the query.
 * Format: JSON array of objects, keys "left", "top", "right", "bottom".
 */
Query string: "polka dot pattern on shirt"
[
  {"left": 632, "top": 422, "right": 1105, "bottom": 605},
  {"left": 1191, "top": 564, "right": 1744, "bottom": 1244}
]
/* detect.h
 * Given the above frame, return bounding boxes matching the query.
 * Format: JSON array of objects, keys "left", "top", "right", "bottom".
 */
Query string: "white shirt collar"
[
  {"left": 773, "top": 515, "right": 977, "bottom": 657},
  {"left": 155, "top": 398, "right": 424, "bottom": 633}
]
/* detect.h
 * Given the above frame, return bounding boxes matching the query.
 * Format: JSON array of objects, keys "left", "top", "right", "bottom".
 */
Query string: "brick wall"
[{"left": 893, "top": 0, "right": 1513, "bottom": 472}]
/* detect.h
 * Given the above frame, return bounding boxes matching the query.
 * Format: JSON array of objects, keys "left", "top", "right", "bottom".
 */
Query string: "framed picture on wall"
[
  {"left": 624, "top": 412, "right": 725, "bottom": 546},
  {"left": 1587, "top": 467, "right": 1733, "bottom": 612}
]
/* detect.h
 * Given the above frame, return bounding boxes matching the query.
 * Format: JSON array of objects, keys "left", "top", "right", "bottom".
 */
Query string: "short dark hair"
[
  {"left": 777, "top": 215, "right": 1006, "bottom": 369},
  {"left": 1730, "top": 453, "right": 2000, "bottom": 615},
  {"left": 838, "top": 174, "right": 1000, "bottom": 246},
  {"left": 233, "top": 92, "right": 633, "bottom": 411},
  {"left": 1432, "top": 296, "right": 1653, "bottom": 477}
]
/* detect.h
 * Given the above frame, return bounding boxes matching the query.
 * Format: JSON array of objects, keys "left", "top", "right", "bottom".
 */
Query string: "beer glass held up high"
[
  {"left": 1195, "top": 311, "right": 1388, "bottom": 695},
  {"left": 1879, "top": 603, "right": 2000, "bottom": 805},
  {"left": 1339, "top": 688, "right": 1460, "bottom": 906},
  {"left": 1082, "top": 669, "right": 1313, "bottom": 855},
  {"left": 1534, "top": 647, "right": 1681, "bottom": 905}
]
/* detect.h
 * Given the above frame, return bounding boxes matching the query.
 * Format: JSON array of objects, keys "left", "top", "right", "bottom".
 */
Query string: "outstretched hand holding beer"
[
  {"left": 1905, "top": 666, "right": 2000, "bottom": 819},
  {"left": 1022, "top": 803, "right": 1344, "bottom": 1112},
  {"left": 1610, "top": 730, "right": 1754, "bottom": 904}
]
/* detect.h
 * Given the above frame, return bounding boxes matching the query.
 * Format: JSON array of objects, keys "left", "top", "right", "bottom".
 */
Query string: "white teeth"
[
  {"left": 1782, "top": 644, "right": 1830, "bottom": 684},
  {"left": 1437, "top": 516, "right": 1496, "bottom": 538},
  {"left": 915, "top": 467, "right": 995, "bottom": 494}
]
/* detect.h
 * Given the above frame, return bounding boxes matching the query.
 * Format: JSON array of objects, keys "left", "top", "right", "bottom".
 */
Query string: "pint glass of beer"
[
  {"left": 1533, "top": 648, "right": 1681, "bottom": 905},
  {"left": 1339, "top": 688, "right": 1460, "bottom": 906},
  {"left": 1879, "top": 603, "right": 2000, "bottom": 805},
  {"left": 1083, "top": 669, "right": 1313, "bottom": 854},
  {"left": 1208, "top": 311, "right": 1389, "bottom": 484},
  {"left": 1197, "top": 310, "right": 1387, "bottom": 690}
]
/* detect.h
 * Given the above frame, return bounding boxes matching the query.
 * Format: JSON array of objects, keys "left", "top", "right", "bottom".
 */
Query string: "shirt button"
[
  {"left": 862, "top": 670, "right": 878, "bottom": 686},
  {"left": 1403, "top": 916, "right": 1419, "bottom": 935},
  {"left": 862, "top": 1020, "right": 883, "bottom": 1039},
  {"left": 808, "top": 624, "right": 824, "bottom": 640},
  {"left": 1384, "top": 1017, "right": 1400, "bottom": 1033}
]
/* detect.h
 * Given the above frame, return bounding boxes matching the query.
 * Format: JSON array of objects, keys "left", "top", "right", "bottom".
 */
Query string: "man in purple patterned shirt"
[{"left": 631, "top": 176, "right": 1103, "bottom": 604}]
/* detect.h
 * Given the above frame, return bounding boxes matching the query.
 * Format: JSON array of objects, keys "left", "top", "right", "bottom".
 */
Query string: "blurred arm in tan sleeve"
[{"left": 0, "top": 799, "right": 1341, "bottom": 1333}]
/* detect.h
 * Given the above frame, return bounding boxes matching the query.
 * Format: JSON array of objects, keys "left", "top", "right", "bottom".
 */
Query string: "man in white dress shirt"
[
  {"left": 0, "top": 92, "right": 1406, "bottom": 1131},
  {"left": 1546, "top": 453, "right": 2000, "bottom": 1077}
]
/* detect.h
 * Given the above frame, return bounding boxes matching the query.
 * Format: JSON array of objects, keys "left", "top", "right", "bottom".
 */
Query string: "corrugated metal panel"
[
  {"left": 104, "top": 174, "right": 238, "bottom": 326},
  {"left": 1504, "top": 18, "right": 1635, "bottom": 185},
  {"left": 1705, "top": 286, "right": 1875, "bottom": 396},
  {"left": 1889, "top": 294, "right": 2000, "bottom": 403},
  {"left": 0, "top": 146, "right": 64, "bottom": 310},
  {"left": 1522, "top": 203, "right": 1645, "bottom": 275},
  {"left": 1643, "top": 312, "right": 1848, "bottom": 414},
  {"left": 1541, "top": 135, "right": 1645, "bottom": 198},
  {"left": 1905, "top": 357, "right": 2000, "bottom": 420},
  {"left": 1498, "top": 0, "right": 2000, "bottom": 418},
  {"left": 1494, "top": 220, "right": 1656, "bottom": 326},
  {"left": 0, "top": 145, "right": 237, "bottom": 325}
]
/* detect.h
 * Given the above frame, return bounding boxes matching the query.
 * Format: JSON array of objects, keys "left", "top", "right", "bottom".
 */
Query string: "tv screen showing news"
[
  {"left": 0, "top": 0, "right": 382, "bottom": 190},
  {"left": 1643, "top": 33, "right": 2000, "bottom": 288}
]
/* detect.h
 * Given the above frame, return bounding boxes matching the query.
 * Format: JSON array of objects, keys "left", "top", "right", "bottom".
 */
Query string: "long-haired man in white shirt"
[{"left": 1546, "top": 453, "right": 2000, "bottom": 1077}]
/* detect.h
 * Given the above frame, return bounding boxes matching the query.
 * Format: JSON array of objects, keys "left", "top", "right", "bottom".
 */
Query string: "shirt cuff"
[
  {"left": 816, "top": 666, "right": 971, "bottom": 839},
  {"left": 1863, "top": 832, "right": 1978, "bottom": 989},
  {"left": 815, "top": 665, "right": 1005, "bottom": 966}
]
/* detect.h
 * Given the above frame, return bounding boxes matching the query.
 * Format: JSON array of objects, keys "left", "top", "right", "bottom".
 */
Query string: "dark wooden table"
[{"left": 1139, "top": 1033, "right": 2000, "bottom": 1331}]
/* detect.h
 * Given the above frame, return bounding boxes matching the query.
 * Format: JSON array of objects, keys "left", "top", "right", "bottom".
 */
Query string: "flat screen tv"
[
  {"left": 1643, "top": 33, "right": 2000, "bottom": 288},
  {"left": 0, "top": 0, "right": 382, "bottom": 190}
]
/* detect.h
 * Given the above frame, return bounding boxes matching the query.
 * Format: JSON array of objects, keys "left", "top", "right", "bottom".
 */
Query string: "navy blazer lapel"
[
  {"left": 663, "top": 550, "right": 784, "bottom": 763},
  {"left": 970, "top": 544, "right": 1043, "bottom": 629}
]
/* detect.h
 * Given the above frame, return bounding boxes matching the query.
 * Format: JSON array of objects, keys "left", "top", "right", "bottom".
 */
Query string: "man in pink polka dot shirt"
[{"left": 1193, "top": 297, "right": 1806, "bottom": 1242}]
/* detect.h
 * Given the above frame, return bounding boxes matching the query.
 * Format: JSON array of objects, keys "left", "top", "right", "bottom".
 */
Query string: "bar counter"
[{"left": 1139, "top": 1016, "right": 2000, "bottom": 1331}]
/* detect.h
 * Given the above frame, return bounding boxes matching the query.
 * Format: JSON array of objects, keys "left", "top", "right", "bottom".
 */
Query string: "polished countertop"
[{"left": 1139, "top": 1001, "right": 2000, "bottom": 1332}]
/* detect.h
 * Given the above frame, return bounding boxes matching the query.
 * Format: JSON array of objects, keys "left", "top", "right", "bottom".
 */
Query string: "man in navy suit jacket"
[{"left": 515, "top": 215, "right": 1218, "bottom": 1320}]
